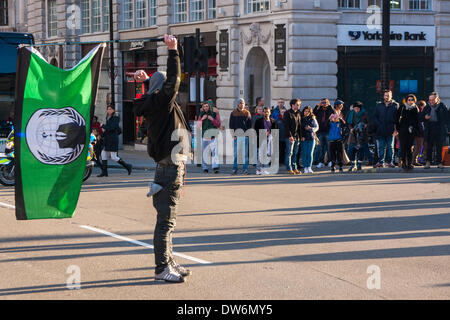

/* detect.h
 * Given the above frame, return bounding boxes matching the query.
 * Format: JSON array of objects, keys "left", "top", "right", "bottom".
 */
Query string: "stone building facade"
[{"left": 18, "top": 0, "right": 450, "bottom": 144}]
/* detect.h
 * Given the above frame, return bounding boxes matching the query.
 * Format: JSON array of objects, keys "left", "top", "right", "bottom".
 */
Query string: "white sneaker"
[
  {"left": 262, "top": 170, "right": 270, "bottom": 175},
  {"left": 317, "top": 163, "right": 324, "bottom": 168},
  {"left": 308, "top": 167, "right": 314, "bottom": 173},
  {"left": 328, "top": 161, "right": 332, "bottom": 167},
  {"left": 256, "top": 169, "right": 262, "bottom": 175},
  {"left": 155, "top": 265, "right": 185, "bottom": 283}
]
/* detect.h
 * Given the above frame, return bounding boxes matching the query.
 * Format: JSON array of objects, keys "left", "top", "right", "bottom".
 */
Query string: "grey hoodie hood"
[{"left": 147, "top": 71, "right": 167, "bottom": 95}]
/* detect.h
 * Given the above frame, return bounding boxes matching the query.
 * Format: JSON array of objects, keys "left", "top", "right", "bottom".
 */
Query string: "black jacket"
[
  {"left": 102, "top": 115, "right": 120, "bottom": 152},
  {"left": 133, "top": 50, "right": 191, "bottom": 163},
  {"left": 396, "top": 104, "right": 420, "bottom": 136},
  {"left": 284, "top": 109, "right": 302, "bottom": 140},
  {"left": 229, "top": 108, "right": 252, "bottom": 132},
  {"left": 373, "top": 100, "right": 399, "bottom": 137},
  {"left": 314, "top": 105, "right": 335, "bottom": 133},
  {"left": 254, "top": 117, "right": 278, "bottom": 146},
  {"left": 419, "top": 102, "right": 449, "bottom": 142}
]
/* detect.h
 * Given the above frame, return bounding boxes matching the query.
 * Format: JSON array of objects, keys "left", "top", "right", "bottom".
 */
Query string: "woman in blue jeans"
[{"left": 301, "top": 106, "right": 319, "bottom": 173}]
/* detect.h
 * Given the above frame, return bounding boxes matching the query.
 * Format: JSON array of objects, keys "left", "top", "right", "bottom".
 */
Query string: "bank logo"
[
  {"left": 349, "top": 31, "right": 361, "bottom": 40},
  {"left": 26, "top": 107, "right": 86, "bottom": 165}
]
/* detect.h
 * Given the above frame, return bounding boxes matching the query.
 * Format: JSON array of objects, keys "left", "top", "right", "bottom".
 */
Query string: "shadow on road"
[
  {"left": 1, "top": 204, "right": 449, "bottom": 264},
  {"left": 0, "top": 276, "right": 166, "bottom": 297}
]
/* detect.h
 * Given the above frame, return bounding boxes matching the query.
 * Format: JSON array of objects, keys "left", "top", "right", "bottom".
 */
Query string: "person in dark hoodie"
[
  {"left": 229, "top": 98, "right": 252, "bottom": 175},
  {"left": 133, "top": 34, "right": 192, "bottom": 283}
]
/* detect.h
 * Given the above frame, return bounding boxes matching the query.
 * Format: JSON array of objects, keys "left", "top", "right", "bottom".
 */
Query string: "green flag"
[{"left": 14, "top": 44, "right": 105, "bottom": 220}]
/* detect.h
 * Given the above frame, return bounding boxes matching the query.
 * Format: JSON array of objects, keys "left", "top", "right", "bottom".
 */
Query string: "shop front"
[
  {"left": 337, "top": 25, "right": 435, "bottom": 113},
  {"left": 121, "top": 40, "right": 158, "bottom": 145}
]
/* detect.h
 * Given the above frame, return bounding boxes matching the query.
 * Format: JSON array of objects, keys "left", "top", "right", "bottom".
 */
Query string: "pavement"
[{"left": 114, "top": 144, "right": 450, "bottom": 174}]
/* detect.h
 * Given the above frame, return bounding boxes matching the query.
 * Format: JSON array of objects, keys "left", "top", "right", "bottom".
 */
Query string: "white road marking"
[
  {"left": 80, "top": 225, "right": 212, "bottom": 265},
  {"left": 0, "top": 201, "right": 15, "bottom": 209},
  {"left": 0, "top": 200, "right": 212, "bottom": 265}
]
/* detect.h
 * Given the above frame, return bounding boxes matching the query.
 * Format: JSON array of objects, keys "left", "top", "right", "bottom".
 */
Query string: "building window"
[
  {"left": 123, "top": 0, "right": 133, "bottom": 29},
  {"left": 0, "top": 0, "right": 8, "bottom": 26},
  {"left": 409, "top": 0, "right": 431, "bottom": 10},
  {"left": 338, "top": 0, "right": 360, "bottom": 8},
  {"left": 102, "top": 0, "right": 109, "bottom": 31},
  {"left": 81, "top": 0, "right": 90, "bottom": 33},
  {"left": 190, "top": 0, "right": 204, "bottom": 21},
  {"left": 174, "top": 0, "right": 187, "bottom": 23},
  {"left": 207, "top": 0, "right": 216, "bottom": 19},
  {"left": 247, "top": 0, "right": 270, "bottom": 13},
  {"left": 149, "top": 0, "right": 157, "bottom": 26},
  {"left": 92, "top": 0, "right": 101, "bottom": 33},
  {"left": 368, "top": 0, "right": 401, "bottom": 9},
  {"left": 47, "top": 0, "right": 57, "bottom": 38},
  {"left": 135, "top": 0, "right": 147, "bottom": 28}
]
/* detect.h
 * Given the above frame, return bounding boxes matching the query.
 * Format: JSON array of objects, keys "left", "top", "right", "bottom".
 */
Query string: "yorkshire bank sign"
[{"left": 338, "top": 25, "right": 436, "bottom": 47}]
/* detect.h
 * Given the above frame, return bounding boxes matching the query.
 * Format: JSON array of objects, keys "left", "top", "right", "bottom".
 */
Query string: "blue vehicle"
[{"left": 0, "top": 32, "right": 34, "bottom": 139}]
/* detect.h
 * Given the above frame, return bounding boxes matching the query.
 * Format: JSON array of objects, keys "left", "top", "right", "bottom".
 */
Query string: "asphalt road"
[{"left": 0, "top": 167, "right": 449, "bottom": 300}]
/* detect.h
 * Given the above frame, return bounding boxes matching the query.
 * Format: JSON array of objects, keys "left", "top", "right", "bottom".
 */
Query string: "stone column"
[
  {"left": 289, "top": 11, "right": 341, "bottom": 108},
  {"left": 435, "top": 0, "right": 450, "bottom": 104}
]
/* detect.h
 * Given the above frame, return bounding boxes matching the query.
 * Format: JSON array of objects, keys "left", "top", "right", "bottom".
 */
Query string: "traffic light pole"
[
  {"left": 195, "top": 28, "right": 201, "bottom": 119},
  {"left": 109, "top": 0, "right": 115, "bottom": 107},
  {"left": 381, "top": 0, "right": 390, "bottom": 93}
]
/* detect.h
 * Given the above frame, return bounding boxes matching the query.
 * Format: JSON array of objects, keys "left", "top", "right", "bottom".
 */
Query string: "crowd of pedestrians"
[{"left": 198, "top": 90, "right": 449, "bottom": 175}]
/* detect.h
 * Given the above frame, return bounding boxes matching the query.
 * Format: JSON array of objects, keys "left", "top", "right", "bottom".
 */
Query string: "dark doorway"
[{"left": 338, "top": 46, "right": 434, "bottom": 114}]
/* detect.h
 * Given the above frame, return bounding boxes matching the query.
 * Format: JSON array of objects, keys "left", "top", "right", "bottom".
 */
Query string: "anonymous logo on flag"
[
  {"left": 15, "top": 43, "right": 105, "bottom": 220},
  {"left": 26, "top": 107, "right": 86, "bottom": 165}
]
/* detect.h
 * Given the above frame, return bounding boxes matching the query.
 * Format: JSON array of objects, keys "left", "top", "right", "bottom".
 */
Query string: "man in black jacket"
[
  {"left": 313, "top": 98, "right": 335, "bottom": 168},
  {"left": 284, "top": 98, "right": 302, "bottom": 174},
  {"left": 421, "top": 92, "right": 449, "bottom": 168},
  {"left": 133, "top": 34, "right": 191, "bottom": 283}
]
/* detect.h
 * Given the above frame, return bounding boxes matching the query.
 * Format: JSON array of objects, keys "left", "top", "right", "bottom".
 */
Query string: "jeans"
[
  {"left": 153, "top": 162, "right": 185, "bottom": 274},
  {"left": 314, "top": 132, "right": 329, "bottom": 164},
  {"left": 285, "top": 138, "right": 300, "bottom": 171},
  {"left": 201, "top": 138, "right": 219, "bottom": 170},
  {"left": 301, "top": 139, "right": 315, "bottom": 168},
  {"left": 233, "top": 137, "right": 249, "bottom": 171},
  {"left": 377, "top": 136, "right": 395, "bottom": 164}
]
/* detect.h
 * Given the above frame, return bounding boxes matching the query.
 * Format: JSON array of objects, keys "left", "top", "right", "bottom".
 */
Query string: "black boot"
[
  {"left": 118, "top": 159, "right": 132, "bottom": 175},
  {"left": 97, "top": 160, "right": 108, "bottom": 177}
]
